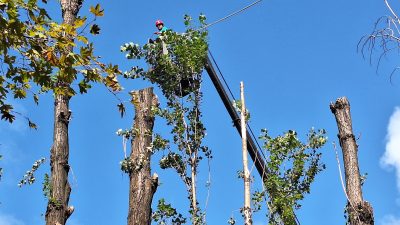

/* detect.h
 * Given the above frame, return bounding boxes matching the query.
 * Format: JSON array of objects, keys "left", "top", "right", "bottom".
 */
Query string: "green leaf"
[
  {"left": 90, "top": 24, "right": 101, "bottom": 35},
  {"left": 78, "top": 80, "right": 92, "bottom": 94}
]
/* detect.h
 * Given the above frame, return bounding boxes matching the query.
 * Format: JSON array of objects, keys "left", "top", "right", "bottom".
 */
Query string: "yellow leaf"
[
  {"left": 89, "top": 4, "right": 104, "bottom": 17},
  {"left": 77, "top": 36, "right": 88, "bottom": 44},
  {"left": 74, "top": 17, "right": 86, "bottom": 28}
]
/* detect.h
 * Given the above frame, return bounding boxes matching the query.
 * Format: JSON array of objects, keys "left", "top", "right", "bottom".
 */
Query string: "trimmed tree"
[
  {"left": 330, "top": 97, "right": 374, "bottom": 225},
  {"left": 126, "top": 87, "right": 159, "bottom": 225}
]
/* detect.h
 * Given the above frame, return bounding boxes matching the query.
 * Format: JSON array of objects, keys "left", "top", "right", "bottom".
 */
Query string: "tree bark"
[
  {"left": 127, "top": 87, "right": 159, "bottom": 225},
  {"left": 46, "top": 1, "right": 81, "bottom": 225},
  {"left": 240, "top": 82, "right": 252, "bottom": 225},
  {"left": 330, "top": 97, "right": 374, "bottom": 225}
]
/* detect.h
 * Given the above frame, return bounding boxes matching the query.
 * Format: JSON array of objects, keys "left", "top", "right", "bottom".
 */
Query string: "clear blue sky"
[{"left": 1, "top": 0, "right": 400, "bottom": 225}]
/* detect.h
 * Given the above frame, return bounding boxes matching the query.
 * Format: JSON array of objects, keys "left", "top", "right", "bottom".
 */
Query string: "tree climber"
[{"left": 149, "top": 19, "right": 169, "bottom": 44}]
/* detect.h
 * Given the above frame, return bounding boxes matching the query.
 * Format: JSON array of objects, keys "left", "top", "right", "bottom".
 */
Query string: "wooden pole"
[
  {"left": 330, "top": 97, "right": 374, "bottom": 225},
  {"left": 240, "top": 82, "right": 252, "bottom": 225}
]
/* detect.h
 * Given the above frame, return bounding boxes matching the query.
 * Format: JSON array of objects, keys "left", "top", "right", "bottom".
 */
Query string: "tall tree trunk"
[
  {"left": 127, "top": 87, "right": 159, "bottom": 225},
  {"left": 240, "top": 82, "right": 252, "bottom": 225},
  {"left": 330, "top": 97, "right": 374, "bottom": 225},
  {"left": 46, "top": 1, "right": 81, "bottom": 225}
]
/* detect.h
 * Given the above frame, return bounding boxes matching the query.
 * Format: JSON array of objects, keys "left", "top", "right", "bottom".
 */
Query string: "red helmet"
[{"left": 155, "top": 20, "right": 164, "bottom": 27}]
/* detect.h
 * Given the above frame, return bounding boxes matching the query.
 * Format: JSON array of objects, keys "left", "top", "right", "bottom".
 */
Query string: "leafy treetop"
[
  {"left": 121, "top": 14, "right": 210, "bottom": 225},
  {"left": 0, "top": 0, "right": 121, "bottom": 123}
]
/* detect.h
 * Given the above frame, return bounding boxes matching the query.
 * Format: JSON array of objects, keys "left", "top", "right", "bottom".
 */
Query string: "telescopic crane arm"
[{"left": 204, "top": 54, "right": 268, "bottom": 181}]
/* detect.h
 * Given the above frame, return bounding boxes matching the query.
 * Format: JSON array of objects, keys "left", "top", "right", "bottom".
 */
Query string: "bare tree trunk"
[
  {"left": 330, "top": 97, "right": 374, "bottom": 225},
  {"left": 127, "top": 87, "right": 159, "bottom": 225},
  {"left": 240, "top": 82, "right": 252, "bottom": 225},
  {"left": 45, "top": 1, "right": 81, "bottom": 225}
]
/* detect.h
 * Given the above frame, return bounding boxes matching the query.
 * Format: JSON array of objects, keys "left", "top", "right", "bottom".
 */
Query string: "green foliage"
[
  {"left": 122, "top": 14, "right": 210, "bottom": 224},
  {"left": 233, "top": 99, "right": 250, "bottom": 122},
  {"left": 116, "top": 127, "right": 140, "bottom": 139},
  {"left": 120, "top": 156, "right": 144, "bottom": 174},
  {"left": 42, "top": 172, "right": 61, "bottom": 207},
  {"left": 259, "top": 128, "right": 327, "bottom": 225},
  {"left": 252, "top": 190, "right": 267, "bottom": 212},
  {"left": 152, "top": 198, "right": 187, "bottom": 225},
  {"left": 116, "top": 127, "right": 168, "bottom": 173},
  {"left": 18, "top": 157, "right": 45, "bottom": 187},
  {"left": 121, "top": 13, "right": 208, "bottom": 98},
  {"left": 0, "top": 0, "right": 121, "bottom": 123},
  {"left": 151, "top": 133, "right": 170, "bottom": 152},
  {"left": 42, "top": 173, "right": 51, "bottom": 199}
]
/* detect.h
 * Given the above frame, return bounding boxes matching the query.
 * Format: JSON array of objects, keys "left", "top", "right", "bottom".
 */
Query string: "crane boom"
[{"left": 204, "top": 54, "right": 268, "bottom": 181}]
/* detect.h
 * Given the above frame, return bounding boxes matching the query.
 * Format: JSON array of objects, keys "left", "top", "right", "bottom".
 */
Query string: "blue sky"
[{"left": 1, "top": 0, "right": 400, "bottom": 225}]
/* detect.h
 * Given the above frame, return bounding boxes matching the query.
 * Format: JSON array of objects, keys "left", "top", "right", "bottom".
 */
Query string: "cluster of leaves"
[
  {"left": 233, "top": 100, "right": 250, "bottom": 122},
  {"left": 259, "top": 128, "right": 327, "bottom": 225},
  {"left": 18, "top": 157, "right": 45, "bottom": 187},
  {"left": 116, "top": 127, "right": 140, "bottom": 139},
  {"left": 122, "top": 14, "right": 210, "bottom": 224},
  {"left": 120, "top": 155, "right": 145, "bottom": 174},
  {"left": 152, "top": 198, "right": 187, "bottom": 225},
  {"left": 252, "top": 190, "right": 267, "bottom": 212},
  {"left": 121, "top": 14, "right": 208, "bottom": 98},
  {"left": 0, "top": 0, "right": 121, "bottom": 123},
  {"left": 42, "top": 173, "right": 51, "bottom": 199},
  {"left": 41, "top": 172, "right": 60, "bottom": 207},
  {"left": 116, "top": 127, "right": 169, "bottom": 173}
]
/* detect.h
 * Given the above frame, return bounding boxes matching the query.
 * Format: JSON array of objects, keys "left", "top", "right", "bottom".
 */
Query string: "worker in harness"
[
  {"left": 148, "top": 19, "right": 169, "bottom": 44},
  {"left": 148, "top": 20, "right": 191, "bottom": 97}
]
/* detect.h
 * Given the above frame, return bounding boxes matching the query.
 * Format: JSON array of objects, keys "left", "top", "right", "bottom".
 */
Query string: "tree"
[
  {"left": 359, "top": 0, "right": 400, "bottom": 80},
  {"left": 121, "top": 14, "right": 210, "bottom": 224},
  {"left": 330, "top": 97, "right": 374, "bottom": 225},
  {"left": 257, "top": 128, "right": 327, "bottom": 225},
  {"left": 0, "top": 0, "right": 53, "bottom": 123},
  {"left": 45, "top": 1, "right": 83, "bottom": 223},
  {"left": 117, "top": 88, "right": 159, "bottom": 225},
  {"left": 0, "top": 1, "right": 121, "bottom": 224},
  {"left": 240, "top": 82, "right": 252, "bottom": 225}
]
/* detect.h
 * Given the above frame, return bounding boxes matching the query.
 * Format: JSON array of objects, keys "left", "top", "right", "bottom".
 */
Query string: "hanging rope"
[{"left": 199, "top": 0, "right": 263, "bottom": 31}]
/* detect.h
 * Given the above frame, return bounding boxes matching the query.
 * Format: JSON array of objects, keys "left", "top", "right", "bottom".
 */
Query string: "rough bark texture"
[
  {"left": 46, "top": 95, "right": 73, "bottom": 225},
  {"left": 45, "top": 1, "right": 81, "bottom": 225},
  {"left": 330, "top": 97, "right": 374, "bottom": 225},
  {"left": 127, "top": 87, "right": 159, "bottom": 225},
  {"left": 240, "top": 82, "right": 252, "bottom": 225}
]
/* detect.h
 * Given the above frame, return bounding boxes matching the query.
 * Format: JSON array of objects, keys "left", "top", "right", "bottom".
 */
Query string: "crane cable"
[{"left": 197, "top": 0, "right": 263, "bottom": 31}]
